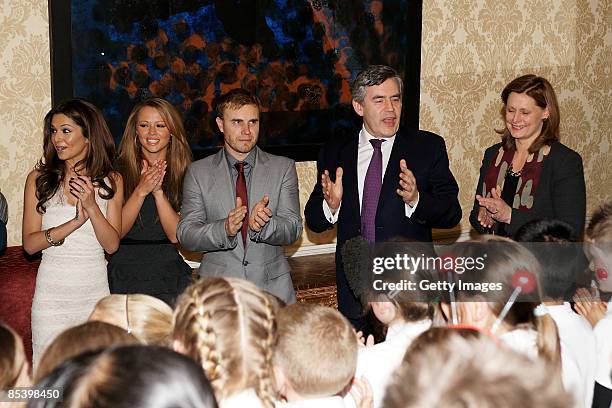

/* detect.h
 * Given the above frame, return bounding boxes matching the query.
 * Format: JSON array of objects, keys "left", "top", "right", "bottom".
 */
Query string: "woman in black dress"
[
  {"left": 470, "top": 75, "right": 586, "bottom": 237},
  {"left": 108, "top": 98, "right": 193, "bottom": 305}
]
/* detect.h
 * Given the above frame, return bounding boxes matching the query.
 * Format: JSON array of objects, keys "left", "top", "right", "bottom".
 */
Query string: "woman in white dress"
[{"left": 22, "top": 99, "right": 123, "bottom": 366}]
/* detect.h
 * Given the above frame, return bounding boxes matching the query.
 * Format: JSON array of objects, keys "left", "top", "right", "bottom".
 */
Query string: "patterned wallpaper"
[
  {"left": 1, "top": 0, "right": 610, "bottom": 246},
  {"left": 0, "top": 0, "right": 51, "bottom": 246},
  {"left": 420, "top": 0, "right": 611, "bottom": 236}
]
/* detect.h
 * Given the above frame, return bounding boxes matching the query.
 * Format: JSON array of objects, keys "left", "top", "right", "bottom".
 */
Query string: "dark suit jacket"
[
  {"left": 304, "top": 129, "right": 461, "bottom": 320},
  {"left": 469, "top": 141, "right": 586, "bottom": 237}
]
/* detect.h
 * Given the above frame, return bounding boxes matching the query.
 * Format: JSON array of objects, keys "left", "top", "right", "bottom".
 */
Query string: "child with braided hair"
[{"left": 172, "top": 277, "right": 278, "bottom": 408}]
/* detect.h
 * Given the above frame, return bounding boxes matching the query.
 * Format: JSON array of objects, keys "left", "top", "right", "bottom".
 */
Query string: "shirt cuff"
[
  {"left": 404, "top": 192, "right": 419, "bottom": 218},
  {"left": 322, "top": 200, "right": 341, "bottom": 224}
]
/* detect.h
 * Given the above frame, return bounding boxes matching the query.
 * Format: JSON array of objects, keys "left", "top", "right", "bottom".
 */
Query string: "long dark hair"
[
  {"left": 35, "top": 99, "right": 116, "bottom": 213},
  {"left": 30, "top": 346, "right": 218, "bottom": 408}
]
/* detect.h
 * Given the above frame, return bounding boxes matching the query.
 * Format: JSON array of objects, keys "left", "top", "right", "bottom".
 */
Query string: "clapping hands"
[
  {"left": 249, "top": 195, "right": 273, "bottom": 232},
  {"left": 476, "top": 186, "right": 512, "bottom": 226},
  {"left": 136, "top": 160, "right": 166, "bottom": 197}
]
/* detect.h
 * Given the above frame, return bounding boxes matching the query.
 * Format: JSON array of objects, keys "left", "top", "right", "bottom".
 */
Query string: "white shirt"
[
  {"left": 500, "top": 327, "right": 539, "bottom": 360},
  {"left": 346, "top": 319, "right": 432, "bottom": 408},
  {"left": 593, "top": 299, "right": 612, "bottom": 389},
  {"left": 322, "top": 126, "right": 419, "bottom": 223},
  {"left": 548, "top": 302, "right": 597, "bottom": 408},
  {"left": 276, "top": 396, "right": 346, "bottom": 408},
  {"left": 221, "top": 389, "right": 264, "bottom": 408}
]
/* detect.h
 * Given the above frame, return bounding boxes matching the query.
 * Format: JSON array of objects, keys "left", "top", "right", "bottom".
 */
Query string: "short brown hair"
[
  {"left": 497, "top": 74, "right": 560, "bottom": 153},
  {"left": 384, "top": 332, "right": 571, "bottom": 408},
  {"left": 273, "top": 304, "right": 357, "bottom": 398},
  {"left": 35, "top": 321, "right": 139, "bottom": 383},
  {"left": 351, "top": 65, "right": 403, "bottom": 104},
  {"left": 215, "top": 88, "right": 260, "bottom": 118},
  {"left": 402, "top": 327, "right": 487, "bottom": 363}
]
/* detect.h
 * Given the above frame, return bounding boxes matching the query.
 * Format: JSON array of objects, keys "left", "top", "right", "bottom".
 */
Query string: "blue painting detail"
[{"left": 70, "top": 0, "right": 414, "bottom": 155}]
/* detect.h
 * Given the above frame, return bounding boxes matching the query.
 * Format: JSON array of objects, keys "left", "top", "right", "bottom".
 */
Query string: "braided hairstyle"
[{"left": 173, "top": 277, "right": 278, "bottom": 407}]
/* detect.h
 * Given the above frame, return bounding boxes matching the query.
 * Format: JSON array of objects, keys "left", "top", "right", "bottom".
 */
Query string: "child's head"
[
  {"left": 32, "top": 345, "right": 218, "bottom": 408},
  {"left": 0, "top": 322, "right": 30, "bottom": 390},
  {"left": 384, "top": 330, "right": 571, "bottom": 408},
  {"left": 514, "top": 219, "right": 584, "bottom": 301},
  {"left": 369, "top": 241, "right": 435, "bottom": 326},
  {"left": 402, "top": 326, "right": 488, "bottom": 363},
  {"left": 272, "top": 304, "right": 357, "bottom": 400},
  {"left": 585, "top": 202, "right": 612, "bottom": 292},
  {"left": 172, "top": 277, "right": 278, "bottom": 407},
  {"left": 453, "top": 236, "right": 561, "bottom": 366},
  {"left": 89, "top": 294, "right": 174, "bottom": 345},
  {"left": 35, "top": 321, "right": 139, "bottom": 383}
]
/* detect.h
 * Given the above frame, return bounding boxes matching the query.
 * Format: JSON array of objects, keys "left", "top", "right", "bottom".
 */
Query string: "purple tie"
[{"left": 361, "top": 139, "right": 384, "bottom": 243}]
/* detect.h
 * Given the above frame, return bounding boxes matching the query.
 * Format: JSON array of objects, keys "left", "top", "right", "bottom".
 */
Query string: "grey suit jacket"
[{"left": 177, "top": 146, "right": 302, "bottom": 303}]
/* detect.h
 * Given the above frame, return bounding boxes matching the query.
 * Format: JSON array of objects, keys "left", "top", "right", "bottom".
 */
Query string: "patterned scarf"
[{"left": 481, "top": 144, "right": 551, "bottom": 211}]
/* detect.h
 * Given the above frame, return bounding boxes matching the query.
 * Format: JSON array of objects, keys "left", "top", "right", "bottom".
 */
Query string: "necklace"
[{"left": 506, "top": 163, "right": 522, "bottom": 177}]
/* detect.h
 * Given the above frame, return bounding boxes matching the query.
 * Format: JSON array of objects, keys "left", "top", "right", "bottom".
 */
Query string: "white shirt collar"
[
  {"left": 359, "top": 125, "right": 396, "bottom": 147},
  {"left": 546, "top": 302, "right": 572, "bottom": 313}
]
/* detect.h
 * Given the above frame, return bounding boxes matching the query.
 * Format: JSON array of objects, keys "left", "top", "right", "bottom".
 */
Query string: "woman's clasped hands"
[
  {"left": 475, "top": 186, "right": 512, "bottom": 228},
  {"left": 137, "top": 160, "right": 167, "bottom": 197}
]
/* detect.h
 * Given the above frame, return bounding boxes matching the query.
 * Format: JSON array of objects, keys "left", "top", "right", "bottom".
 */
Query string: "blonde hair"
[
  {"left": 273, "top": 304, "right": 357, "bottom": 398},
  {"left": 173, "top": 277, "right": 277, "bottom": 408},
  {"left": 384, "top": 332, "right": 572, "bottom": 408},
  {"left": 0, "top": 323, "right": 27, "bottom": 389},
  {"left": 35, "top": 321, "right": 139, "bottom": 383},
  {"left": 455, "top": 236, "right": 562, "bottom": 369},
  {"left": 117, "top": 97, "right": 192, "bottom": 211},
  {"left": 89, "top": 294, "right": 173, "bottom": 346}
]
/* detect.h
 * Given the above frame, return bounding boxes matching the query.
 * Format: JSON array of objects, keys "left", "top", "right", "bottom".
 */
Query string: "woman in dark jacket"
[{"left": 470, "top": 74, "right": 586, "bottom": 237}]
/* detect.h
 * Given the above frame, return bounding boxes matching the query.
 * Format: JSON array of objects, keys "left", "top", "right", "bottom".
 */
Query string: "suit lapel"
[
  {"left": 340, "top": 137, "right": 360, "bottom": 219},
  {"left": 249, "top": 146, "right": 270, "bottom": 211},
  {"left": 378, "top": 133, "right": 406, "bottom": 214},
  {"left": 211, "top": 149, "right": 235, "bottom": 219}
]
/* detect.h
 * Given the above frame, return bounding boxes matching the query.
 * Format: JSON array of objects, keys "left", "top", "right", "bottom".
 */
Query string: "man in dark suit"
[
  {"left": 177, "top": 89, "right": 302, "bottom": 303},
  {"left": 305, "top": 65, "right": 461, "bottom": 329}
]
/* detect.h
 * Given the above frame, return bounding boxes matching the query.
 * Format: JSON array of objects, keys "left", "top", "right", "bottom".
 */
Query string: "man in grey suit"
[{"left": 177, "top": 88, "right": 302, "bottom": 303}]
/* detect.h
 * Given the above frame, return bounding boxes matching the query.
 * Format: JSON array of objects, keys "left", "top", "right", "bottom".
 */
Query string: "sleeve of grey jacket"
[
  {"left": 177, "top": 165, "right": 238, "bottom": 252},
  {"left": 250, "top": 161, "right": 302, "bottom": 246}
]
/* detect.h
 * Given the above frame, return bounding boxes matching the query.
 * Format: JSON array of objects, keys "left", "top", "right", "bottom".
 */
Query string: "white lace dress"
[{"left": 31, "top": 188, "right": 110, "bottom": 367}]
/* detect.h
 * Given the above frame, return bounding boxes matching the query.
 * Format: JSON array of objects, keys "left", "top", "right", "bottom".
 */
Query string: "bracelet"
[{"left": 45, "top": 228, "right": 65, "bottom": 247}]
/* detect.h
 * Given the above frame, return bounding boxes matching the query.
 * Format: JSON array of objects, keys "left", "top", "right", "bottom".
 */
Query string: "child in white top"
[
  {"left": 574, "top": 202, "right": 612, "bottom": 407},
  {"left": 272, "top": 303, "right": 361, "bottom": 408},
  {"left": 451, "top": 236, "right": 564, "bottom": 384},
  {"left": 383, "top": 330, "right": 572, "bottom": 408},
  {"left": 515, "top": 219, "right": 597, "bottom": 408},
  {"left": 343, "top": 241, "right": 435, "bottom": 408},
  {"left": 172, "top": 277, "right": 277, "bottom": 408}
]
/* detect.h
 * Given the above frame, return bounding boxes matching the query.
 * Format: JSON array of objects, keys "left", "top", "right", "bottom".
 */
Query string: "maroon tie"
[{"left": 235, "top": 162, "right": 248, "bottom": 245}]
